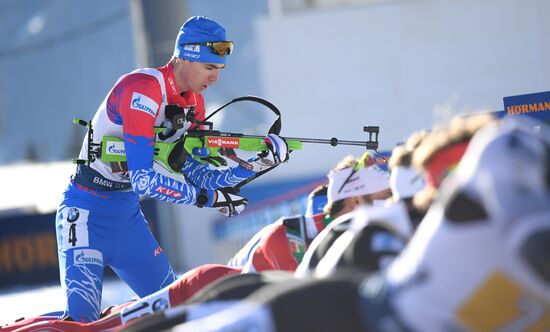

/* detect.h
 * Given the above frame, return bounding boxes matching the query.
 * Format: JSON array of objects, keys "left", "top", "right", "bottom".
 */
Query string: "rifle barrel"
[
  {"left": 285, "top": 137, "right": 378, "bottom": 149},
  {"left": 230, "top": 134, "right": 378, "bottom": 149}
]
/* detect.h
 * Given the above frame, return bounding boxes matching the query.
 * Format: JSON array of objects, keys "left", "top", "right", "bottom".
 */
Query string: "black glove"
[{"left": 212, "top": 187, "right": 248, "bottom": 217}]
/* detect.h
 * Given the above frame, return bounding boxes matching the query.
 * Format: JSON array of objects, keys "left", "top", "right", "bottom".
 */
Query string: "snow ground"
[{"left": 0, "top": 278, "right": 135, "bottom": 325}]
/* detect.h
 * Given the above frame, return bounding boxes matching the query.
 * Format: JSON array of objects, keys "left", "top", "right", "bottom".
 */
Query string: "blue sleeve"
[
  {"left": 124, "top": 134, "right": 214, "bottom": 205},
  {"left": 182, "top": 155, "right": 256, "bottom": 189}
]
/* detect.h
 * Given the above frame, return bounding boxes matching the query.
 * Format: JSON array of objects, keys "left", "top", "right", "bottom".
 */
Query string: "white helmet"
[{"left": 441, "top": 115, "right": 550, "bottom": 224}]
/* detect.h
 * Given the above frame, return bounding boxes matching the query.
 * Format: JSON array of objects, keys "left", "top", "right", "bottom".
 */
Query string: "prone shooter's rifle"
[{"left": 73, "top": 96, "right": 381, "bottom": 189}]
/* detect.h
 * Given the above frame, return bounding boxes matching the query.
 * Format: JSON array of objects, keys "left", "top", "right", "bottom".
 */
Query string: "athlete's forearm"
[{"left": 183, "top": 155, "right": 255, "bottom": 189}]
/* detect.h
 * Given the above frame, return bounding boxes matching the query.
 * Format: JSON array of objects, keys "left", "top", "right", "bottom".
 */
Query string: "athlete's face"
[
  {"left": 365, "top": 188, "right": 393, "bottom": 202},
  {"left": 342, "top": 188, "right": 393, "bottom": 214},
  {"left": 174, "top": 59, "right": 224, "bottom": 93}
]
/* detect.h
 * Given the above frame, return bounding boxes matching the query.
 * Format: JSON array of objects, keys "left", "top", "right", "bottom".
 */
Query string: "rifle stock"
[
  {"left": 183, "top": 131, "right": 303, "bottom": 163},
  {"left": 99, "top": 133, "right": 303, "bottom": 170}
]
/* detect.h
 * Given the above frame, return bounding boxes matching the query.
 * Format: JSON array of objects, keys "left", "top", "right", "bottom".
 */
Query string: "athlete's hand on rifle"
[
  {"left": 260, "top": 134, "right": 290, "bottom": 164},
  {"left": 212, "top": 187, "right": 248, "bottom": 217},
  {"left": 246, "top": 134, "right": 290, "bottom": 173}
]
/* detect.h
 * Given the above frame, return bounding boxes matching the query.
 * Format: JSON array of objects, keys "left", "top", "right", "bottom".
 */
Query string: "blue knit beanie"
[{"left": 174, "top": 16, "right": 228, "bottom": 65}]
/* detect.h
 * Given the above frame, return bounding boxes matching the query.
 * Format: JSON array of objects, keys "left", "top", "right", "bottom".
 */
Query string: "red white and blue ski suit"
[{"left": 55, "top": 61, "right": 255, "bottom": 322}]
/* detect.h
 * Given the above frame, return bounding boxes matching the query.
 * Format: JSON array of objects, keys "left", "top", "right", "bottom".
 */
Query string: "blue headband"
[{"left": 174, "top": 16, "right": 228, "bottom": 65}]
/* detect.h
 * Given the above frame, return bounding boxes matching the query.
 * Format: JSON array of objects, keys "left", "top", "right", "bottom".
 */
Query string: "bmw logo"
[
  {"left": 152, "top": 298, "right": 169, "bottom": 312},
  {"left": 67, "top": 208, "right": 80, "bottom": 223}
]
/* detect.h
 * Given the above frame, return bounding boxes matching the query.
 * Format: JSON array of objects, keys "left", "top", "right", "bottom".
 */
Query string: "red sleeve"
[
  {"left": 117, "top": 73, "right": 163, "bottom": 171},
  {"left": 168, "top": 264, "right": 241, "bottom": 306},
  {"left": 118, "top": 73, "right": 163, "bottom": 139},
  {"left": 2, "top": 319, "right": 89, "bottom": 332},
  {"left": 252, "top": 225, "right": 299, "bottom": 272},
  {"left": 0, "top": 316, "right": 58, "bottom": 332}
]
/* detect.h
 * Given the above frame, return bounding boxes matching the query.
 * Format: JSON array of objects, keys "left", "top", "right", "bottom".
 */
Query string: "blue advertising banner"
[
  {"left": 0, "top": 212, "right": 59, "bottom": 287},
  {"left": 502, "top": 90, "right": 550, "bottom": 123},
  {"left": 0, "top": 198, "right": 160, "bottom": 289}
]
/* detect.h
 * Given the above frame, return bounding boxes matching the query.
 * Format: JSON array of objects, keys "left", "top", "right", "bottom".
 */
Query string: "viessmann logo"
[{"left": 206, "top": 137, "right": 240, "bottom": 148}]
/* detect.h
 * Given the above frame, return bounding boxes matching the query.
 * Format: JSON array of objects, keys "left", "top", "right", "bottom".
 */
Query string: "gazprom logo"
[
  {"left": 74, "top": 249, "right": 103, "bottom": 266},
  {"left": 107, "top": 142, "right": 126, "bottom": 156},
  {"left": 130, "top": 92, "right": 158, "bottom": 117}
]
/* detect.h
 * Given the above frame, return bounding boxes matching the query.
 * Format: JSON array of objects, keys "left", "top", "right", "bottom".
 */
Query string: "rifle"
[
  {"left": 74, "top": 96, "right": 380, "bottom": 187},
  {"left": 179, "top": 96, "right": 379, "bottom": 168}
]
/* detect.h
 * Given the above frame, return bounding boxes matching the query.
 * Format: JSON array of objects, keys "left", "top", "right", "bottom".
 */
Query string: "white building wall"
[{"left": 254, "top": 0, "right": 550, "bottom": 177}]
